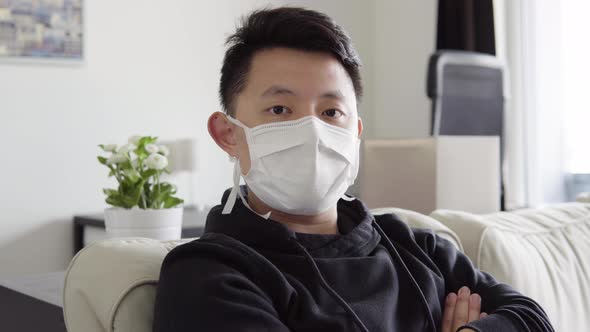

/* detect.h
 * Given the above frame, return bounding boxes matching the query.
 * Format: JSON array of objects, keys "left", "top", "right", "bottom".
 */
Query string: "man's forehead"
[
  {"left": 261, "top": 85, "right": 346, "bottom": 100},
  {"left": 237, "top": 47, "right": 356, "bottom": 106},
  {"left": 248, "top": 48, "right": 350, "bottom": 80}
]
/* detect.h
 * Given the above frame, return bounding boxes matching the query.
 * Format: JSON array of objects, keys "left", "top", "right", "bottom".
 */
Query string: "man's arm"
[
  {"left": 414, "top": 228, "right": 555, "bottom": 332},
  {"left": 152, "top": 248, "right": 290, "bottom": 332}
]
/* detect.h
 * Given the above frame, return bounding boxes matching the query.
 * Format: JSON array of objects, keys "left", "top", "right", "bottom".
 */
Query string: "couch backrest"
[
  {"left": 63, "top": 208, "right": 460, "bottom": 332},
  {"left": 430, "top": 202, "right": 590, "bottom": 331}
]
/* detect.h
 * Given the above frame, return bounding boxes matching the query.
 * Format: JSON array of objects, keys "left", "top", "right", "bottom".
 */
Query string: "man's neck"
[{"left": 246, "top": 189, "right": 339, "bottom": 235}]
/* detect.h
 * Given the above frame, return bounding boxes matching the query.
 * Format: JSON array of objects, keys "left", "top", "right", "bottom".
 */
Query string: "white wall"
[
  {"left": 373, "top": 0, "right": 437, "bottom": 139},
  {"left": 0, "top": 0, "right": 387, "bottom": 277}
]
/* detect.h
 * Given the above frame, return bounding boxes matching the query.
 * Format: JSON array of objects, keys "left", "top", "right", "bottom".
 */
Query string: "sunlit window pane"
[{"left": 561, "top": 0, "right": 590, "bottom": 173}]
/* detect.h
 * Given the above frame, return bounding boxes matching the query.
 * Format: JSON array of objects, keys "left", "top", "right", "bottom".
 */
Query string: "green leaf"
[
  {"left": 106, "top": 194, "right": 127, "bottom": 208},
  {"left": 122, "top": 168, "right": 141, "bottom": 182},
  {"left": 119, "top": 160, "right": 132, "bottom": 170},
  {"left": 138, "top": 136, "right": 158, "bottom": 148},
  {"left": 163, "top": 196, "right": 184, "bottom": 208},
  {"left": 148, "top": 182, "right": 182, "bottom": 209},
  {"left": 103, "top": 188, "right": 118, "bottom": 196},
  {"left": 141, "top": 169, "right": 158, "bottom": 179},
  {"left": 105, "top": 197, "right": 120, "bottom": 207},
  {"left": 97, "top": 156, "right": 108, "bottom": 165},
  {"left": 98, "top": 144, "right": 105, "bottom": 151},
  {"left": 119, "top": 180, "right": 133, "bottom": 195},
  {"left": 135, "top": 136, "right": 158, "bottom": 161},
  {"left": 161, "top": 183, "right": 176, "bottom": 194},
  {"left": 142, "top": 182, "right": 152, "bottom": 208},
  {"left": 158, "top": 182, "right": 173, "bottom": 190},
  {"left": 108, "top": 189, "right": 138, "bottom": 208},
  {"left": 135, "top": 149, "right": 148, "bottom": 160},
  {"left": 132, "top": 179, "right": 147, "bottom": 205}
]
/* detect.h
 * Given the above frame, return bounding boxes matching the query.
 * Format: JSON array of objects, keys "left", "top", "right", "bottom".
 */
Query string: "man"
[{"left": 153, "top": 7, "right": 553, "bottom": 332}]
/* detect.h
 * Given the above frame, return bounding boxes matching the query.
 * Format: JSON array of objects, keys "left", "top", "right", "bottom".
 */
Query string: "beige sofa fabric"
[
  {"left": 577, "top": 192, "right": 590, "bottom": 203},
  {"left": 63, "top": 237, "right": 195, "bottom": 332},
  {"left": 430, "top": 203, "right": 590, "bottom": 331},
  {"left": 62, "top": 209, "right": 457, "bottom": 332}
]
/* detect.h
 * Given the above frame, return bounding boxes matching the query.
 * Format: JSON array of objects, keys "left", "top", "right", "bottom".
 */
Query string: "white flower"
[
  {"left": 158, "top": 145, "right": 170, "bottom": 156},
  {"left": 117, "top": 143, "right": 136, "bottom": 154},
  {"left": 131, "top": 159, "right": 139, "bottom": 168},
  {"left": 145, "top": 143, "right": 159, "bottom": 154},
  {"left": 145, "top": 153, "right": 168, "bottom": 170},
  {"left": 128, "top": 135, "right": 142, "bottom": 145},
  {"left": 107, "top": 153, "right": 127, "bottom": 164},
  {"left": 103, "top": 144, "right": 117, "bottom": 152}
]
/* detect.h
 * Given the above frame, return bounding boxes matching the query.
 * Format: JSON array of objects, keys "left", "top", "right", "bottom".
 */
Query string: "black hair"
[{"left": 219, "top": 6, "right": 363, "bottom": 116}]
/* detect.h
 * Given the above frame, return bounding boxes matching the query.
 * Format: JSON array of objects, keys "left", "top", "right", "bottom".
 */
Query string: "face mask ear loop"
[
  {"left": 222, "top": 116, "right": 272, "bottom": 219},
  {"left": 222, "top": 157, "right": 241, "bottom": 214}
]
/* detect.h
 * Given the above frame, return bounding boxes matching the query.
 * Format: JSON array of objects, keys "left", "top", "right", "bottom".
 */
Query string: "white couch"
[{"left": 63, "top": 201, "right": 590, "bottom": 331}]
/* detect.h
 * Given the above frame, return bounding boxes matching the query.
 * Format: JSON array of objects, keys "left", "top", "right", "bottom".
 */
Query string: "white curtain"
[
  {"left": 495, "top": 0, "right": 568, "bottom": 208},
  {"left": 561, "top": 1, "right": 590, "bottom": 175}
]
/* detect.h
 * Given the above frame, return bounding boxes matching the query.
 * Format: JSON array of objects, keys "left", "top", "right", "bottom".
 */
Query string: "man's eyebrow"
[{"left": 261, "top": 85, "right": 345, "bottom": 100}]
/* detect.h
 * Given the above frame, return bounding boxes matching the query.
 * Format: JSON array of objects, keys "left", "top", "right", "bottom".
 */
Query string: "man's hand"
[{"left": 441, "top": 286, "right": 487, "bottom": 332}]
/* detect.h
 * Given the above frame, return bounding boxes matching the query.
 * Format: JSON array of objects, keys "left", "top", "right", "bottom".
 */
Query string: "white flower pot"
[{"left": 104, "top": 207, "right": 183, "bottom": 240}]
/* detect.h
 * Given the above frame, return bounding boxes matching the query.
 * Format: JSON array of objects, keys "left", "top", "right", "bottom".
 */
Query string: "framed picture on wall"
[{"left": 0, "top": 0, "right": 83, "bottom": 62}]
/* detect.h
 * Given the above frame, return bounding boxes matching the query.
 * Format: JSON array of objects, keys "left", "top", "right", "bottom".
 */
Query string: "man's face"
[{"left": 226, "top": 47, "right": 362, "bottom": 174}]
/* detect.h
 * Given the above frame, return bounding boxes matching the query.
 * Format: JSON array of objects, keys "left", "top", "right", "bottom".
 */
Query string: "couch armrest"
[{"left": 63, "top": 237, "right": 195, "bottom": 332}]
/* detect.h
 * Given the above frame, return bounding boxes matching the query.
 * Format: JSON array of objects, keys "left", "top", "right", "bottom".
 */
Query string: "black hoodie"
[{"left": 153, "top": 187, "right": 553, "bottom": 332}]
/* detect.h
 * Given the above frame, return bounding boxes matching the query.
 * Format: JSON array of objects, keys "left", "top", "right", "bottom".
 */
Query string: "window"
[{"left": 561, "top": 0, "right": 590, "bottom": 174}]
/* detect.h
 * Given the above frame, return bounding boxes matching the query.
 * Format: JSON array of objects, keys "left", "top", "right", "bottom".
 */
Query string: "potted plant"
[{"left": 97, "top": 135, "right": 184, "bottom": 240}]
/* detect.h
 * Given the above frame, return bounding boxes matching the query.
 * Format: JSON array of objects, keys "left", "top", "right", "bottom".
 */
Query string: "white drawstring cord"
[{"left": 222, "top": 157, "right": 271, "bottom": 219}]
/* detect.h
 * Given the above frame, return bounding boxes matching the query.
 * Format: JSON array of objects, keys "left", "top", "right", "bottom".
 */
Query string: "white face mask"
[{"left": 221, "top": 115, "right": 360, "bottom": 217}]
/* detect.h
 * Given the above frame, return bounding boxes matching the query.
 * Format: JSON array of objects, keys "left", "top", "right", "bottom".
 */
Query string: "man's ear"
[
  {"left": 208, "top": 111, "right": 239, "bottom": 157},
  {"left": 357, "top": 117, "right": 363, "bottom": 138}
]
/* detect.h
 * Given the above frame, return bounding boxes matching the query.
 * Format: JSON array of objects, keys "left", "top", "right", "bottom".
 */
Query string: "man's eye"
[
  {"left": 267, "top": 106, "right": 289, "bottom": 115},
  {"left": 323, "top": 109, "right": 342, "bottom": 118}
]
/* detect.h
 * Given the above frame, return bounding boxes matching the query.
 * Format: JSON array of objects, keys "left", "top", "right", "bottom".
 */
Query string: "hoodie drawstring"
[
  {"left": 371, "top": 221, "right": 437, "bottom": 332},
  {"left": 290, "top": 239, "right": 370, "bottom": 332}
]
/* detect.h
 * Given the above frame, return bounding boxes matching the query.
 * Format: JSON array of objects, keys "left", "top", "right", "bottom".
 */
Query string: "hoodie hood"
[{"left": 204, "top": 186, "right": 381, "bottom": 258}]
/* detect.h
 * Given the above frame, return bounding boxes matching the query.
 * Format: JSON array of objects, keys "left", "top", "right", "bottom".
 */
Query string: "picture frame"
[{"left": 0, "top": 0, "right": 84, "bottom": 64}]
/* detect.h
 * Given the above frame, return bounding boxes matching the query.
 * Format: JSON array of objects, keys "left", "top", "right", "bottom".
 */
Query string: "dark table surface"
[{"left": 0, "top": 284, "right": 67, "bottom": 332}]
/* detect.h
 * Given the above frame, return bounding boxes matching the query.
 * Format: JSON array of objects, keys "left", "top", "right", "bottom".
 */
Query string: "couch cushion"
[
  {"left": 63, "top": 237, "right": 195, "bottom": 332},
  {"left": 430, "top": 203, "right": 590, "bottom": 331}
]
